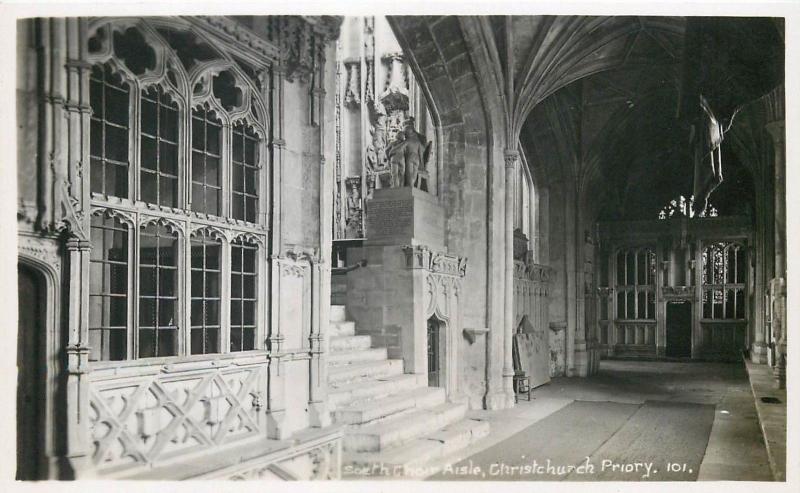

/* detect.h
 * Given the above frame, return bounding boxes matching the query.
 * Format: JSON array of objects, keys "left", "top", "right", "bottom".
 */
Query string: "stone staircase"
[{"left": 328, "top": 305, "right": 489, "bottom": 477}]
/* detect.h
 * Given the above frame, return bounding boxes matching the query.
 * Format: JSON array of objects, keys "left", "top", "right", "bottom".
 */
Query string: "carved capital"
[
  {"left": 65, "top": 344, "right": 91, "bottom": 375},
  {"left": 381, "top": 51, "right": 404, "bottom": 63},
  {"left": 403, "top": 244, "right": 467, "bottom": 277},
  {"left": 504, "top": 149, "right": 519, "bottom": 169}
]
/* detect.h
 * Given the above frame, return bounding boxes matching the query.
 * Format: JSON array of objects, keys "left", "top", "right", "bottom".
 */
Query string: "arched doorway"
[{"left": 17, "top": 262, "right": 47, "bottom": 480}]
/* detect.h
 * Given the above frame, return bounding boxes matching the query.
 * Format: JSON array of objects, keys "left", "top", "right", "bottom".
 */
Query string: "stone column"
[
  {"left": 308, "top": 259, "right": 331, "bottom": 427},
  {"left": 502, "top": 150, "right": 517, "bottom": 406},
  {"left": 751, "top": 195, "right": 769, "bottom": 364},
  {"left": 65, "top": 238, "right": 92, "bottom": 477},
  {"left": 766, "top": 120, "right": 786, "bottom": 278},
  {"left": 267, "top": 258, "right": 289, "bottom": 439},
  {"left": 269, "top": 66, "right": 286, "bottom": 255},
  {"left": 309, "top": 42, "right": 338, "bottom": 427},
  {"left": 766, "top": 120, "right": 786, "bottom": 388}
]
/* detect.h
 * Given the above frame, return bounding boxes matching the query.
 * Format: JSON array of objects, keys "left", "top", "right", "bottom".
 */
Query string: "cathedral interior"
[{"left": 12, "top": 13, "right": 789, "bottom": 483}]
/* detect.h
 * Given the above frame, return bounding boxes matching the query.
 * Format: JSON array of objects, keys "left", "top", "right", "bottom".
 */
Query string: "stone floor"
[
  {"left": 744, "top": 359, "right": 787, "bottom": 481},
  {"left": 412, "top": 360, "right": 774, "bottom": 481}
]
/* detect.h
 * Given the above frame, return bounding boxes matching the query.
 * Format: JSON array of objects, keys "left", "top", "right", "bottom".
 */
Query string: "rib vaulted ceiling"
[{"left": 508, "top": 16, "right": 783, "bottom": 222}]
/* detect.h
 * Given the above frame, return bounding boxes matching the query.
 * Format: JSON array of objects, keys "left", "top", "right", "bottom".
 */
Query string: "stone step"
[
  {"left": 329, "top": 348, "right": 389, "bottom": 367},
  {"left": 330, "top": 305, "right": 347, "bottom": 323},
  {"left": 329, "top": 374, "right": 426, "bottom": 408},
  {"left": 344, "top": 419, "right": 491, "bottom": 475},
  {"left": 334, "top": 386, "right": 446, "bottom": 426},
  {"left": 328, "top": 359, "right": 404, "bottom": 385},
  {"left": 343, "top": 402, "right": 468, "bottom": 453},
  {"left": 330, "top": 334, "right": 372, "bottom": 352},
  {"left": 329, "top": 320, "right": 356, "bottom": 337}
]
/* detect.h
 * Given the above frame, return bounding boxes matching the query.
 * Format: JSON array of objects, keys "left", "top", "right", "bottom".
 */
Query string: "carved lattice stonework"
[{"left": 88, "top": 365, "right": 265, "bottom": 470}]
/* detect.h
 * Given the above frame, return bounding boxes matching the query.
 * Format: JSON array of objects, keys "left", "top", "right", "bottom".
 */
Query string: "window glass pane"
[
  {"left": 109, "top": 162, "right": 129, "bottom": 198},
  {"left": 626, "top": 253, "right": 635, "bottom": 285},
  {"left": 703, "top": 290, "right": 711, "bottom": 319},
  {"left": 160, "top": 176, "right": 177, "bottom": 208},
  {"left": 712, "top": 289, "right": 724, "bottom": 319},
  {"left": 637, "top": 291, "right": 646, "bottom": 319},
  {"left": 245, "top": 197, "right": 257, "bottom": 223},
  {"left": 106, "top": 125, "right": 129, "bottom": 163},
  {"left": 617, "top": 292, "right": 625, "bottom": 319},
  {"left": 724, "top": 289, "right": 735, "bottom": 319},
  {"left": 157, "top": 329, "right": 177, "bottom": 357},
  {"left": 243, "top": 328, "right": 255, "bottom": 351},
  {"left": 161, "top": 104, "right": 178, "bottom": 141},
  {"left": 139, "top": 329, "right": 156, "bottom": 358},
  {"left": 206, "top": 124, "right": 220, "bottom": 155},
  {"left": 205, "top": 157, "right": 220, "bottom": 187},
  {"left": 89, "top": 214, "right": 129, "bottom": 361},
  {"left": 725, "top": 247, "right": 736, "bottom": 284},
  {"left": 141, "top": 172, "right": 157, "bottom": 204},
  {"left": 626, "top": 291, "right": 635, "bottom": 319},
  {"left": 245, "top": 168, "right": 258, "bottom": 195},
  {"left": 637, "top": 252, "right": 646, "bottom": 285},
  {"left": 160, "top": 142, "right": 178, "bottom": 175},
  {"left": 141, "top": 98, "right": 157, "bottom": 135}
]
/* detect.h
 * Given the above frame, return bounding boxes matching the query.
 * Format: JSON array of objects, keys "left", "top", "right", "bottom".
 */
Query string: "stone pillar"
[
  {"left": 766, "top": 119, "right": 786, "bottom": 388},
  {"left": 766, "top": 120, "right": 785, "bottom": 279},
  {"left": 308, "top": 259, "right": 331, "bottom": 427},
  {"left": 270, "top": 66, "right": 286, "bottom": 255},
  {"left": 564, "top": 185, "right": 577, "bottom": 375},
  {"left": 502, "top": 150, "right": 517, "bottom": 406},
  {"left": 751, "top": 203, "right": 769, "bottom": 363},
  {"left": 64, "top": 238, "right": 92, "bottom": 477},
  {"left": 267, "top": 261, "right": 288, "bottom": 439}
]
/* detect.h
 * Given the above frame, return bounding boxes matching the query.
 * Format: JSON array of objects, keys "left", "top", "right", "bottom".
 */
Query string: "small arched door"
[
  {"left": 427, "top": 315, "right": 444, "bottom": 387},
  {"left": 17, "top": 262, "right": 47, "bottom": 480}
]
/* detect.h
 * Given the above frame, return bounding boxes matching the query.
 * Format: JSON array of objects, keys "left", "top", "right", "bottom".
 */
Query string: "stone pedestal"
[
  {"left": 364, "top": 187, "right": 445, "bottom": 249},
  {"left": 346, "top": 188, "right": 465, "bottom": 398}
]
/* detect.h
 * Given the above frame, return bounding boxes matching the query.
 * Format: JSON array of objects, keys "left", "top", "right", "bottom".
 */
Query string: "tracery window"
[
  {"left": 231, "top": 123, "right": 260, "bottom": 223},
  {"left": 139, "top": 221, "right": 180, "bottom": 358},
  {"left": 87, "top": 19, "right": 269, "bottom": 362},
  {"left": 140, "top": 86, "right": 179, "bottom": 207},
  {"left": 190, "top": 230, "right": 222, "bottom": 355},
  {"left": 191, "top": 106, "right": 223, "bottom": 216},
  {"left": 230, "top": 238, "right": 258, "bottom": 352},
  {"left": 90, "top": 63, "right": 131, "bottom": 198},
  {"left": 615, "top": 248, "right": 656, "bottom": 320},
  {"left": 89, "top": 214, "right": 129, "bottom": 360},
  {"left": 702, "top": 242, "right": 745, "bottom": 319}
]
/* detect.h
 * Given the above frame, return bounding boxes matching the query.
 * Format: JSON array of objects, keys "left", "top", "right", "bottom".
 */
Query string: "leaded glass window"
[{"left": 90, "top": 63, "right": 130, "bottom": 198}]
